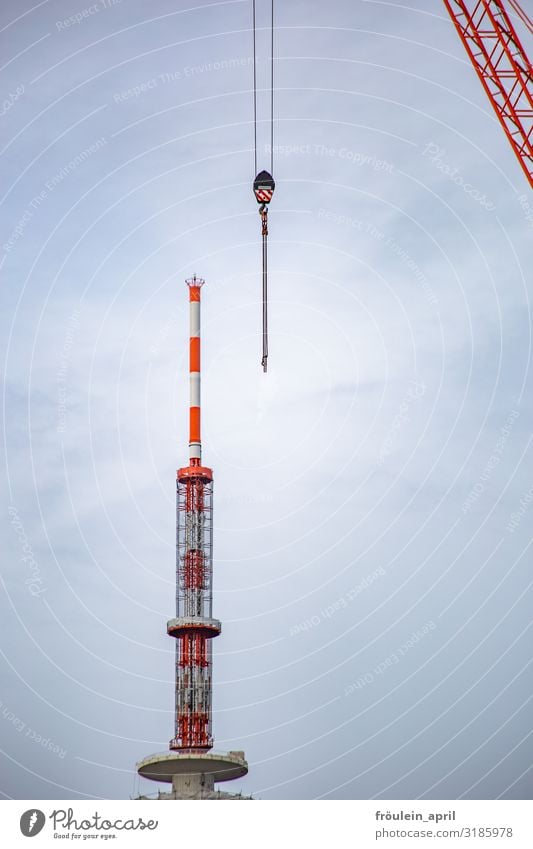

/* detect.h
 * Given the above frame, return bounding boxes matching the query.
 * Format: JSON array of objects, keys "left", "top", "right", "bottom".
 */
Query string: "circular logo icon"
[{"left": 20, "top": 810, "right": 46, "bottom": 837}]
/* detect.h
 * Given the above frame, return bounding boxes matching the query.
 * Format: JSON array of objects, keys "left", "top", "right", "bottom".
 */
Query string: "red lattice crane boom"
[{"left": 442, "top": 0, "right": 533, "bottom": 188}]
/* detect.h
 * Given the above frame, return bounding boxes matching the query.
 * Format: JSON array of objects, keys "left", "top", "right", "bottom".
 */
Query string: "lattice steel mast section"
[{"left": 442, "top": 0, "right": 533, "bottom": 188}]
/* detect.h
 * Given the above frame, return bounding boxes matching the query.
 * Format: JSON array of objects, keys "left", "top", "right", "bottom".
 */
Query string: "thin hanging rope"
[
  {"left": 253, "top": 0, "right": 258, "bottom": 174},
  {"left": 261, "top": 212, "right": 268, "bottom": 371},
  {"left": 264, "top": 0, "right": 273, "bottom": 369},
  {"left": 252, "top": 0, "right": 274, "bottom": 372},
  {"left": 253, "top": 0, "right": 275, "bottom": 173},
  {"left": 270, "top": 0, "right": 274, "bottom": 172}
]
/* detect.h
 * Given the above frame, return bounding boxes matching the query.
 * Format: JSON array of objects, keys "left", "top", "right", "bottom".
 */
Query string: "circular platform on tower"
[{"left": 137, "top": 751, "right": 248, "bottom": 783}]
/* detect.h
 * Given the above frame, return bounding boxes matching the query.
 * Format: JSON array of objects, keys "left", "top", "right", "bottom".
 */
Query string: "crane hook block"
[{"left": 253, "top": 170, "right": 275, "bottom": 204}]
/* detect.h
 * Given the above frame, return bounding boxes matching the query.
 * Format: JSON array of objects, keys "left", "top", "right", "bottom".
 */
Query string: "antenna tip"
[{"left": 186, "top": 275, "right": 205, "bottom": 289}]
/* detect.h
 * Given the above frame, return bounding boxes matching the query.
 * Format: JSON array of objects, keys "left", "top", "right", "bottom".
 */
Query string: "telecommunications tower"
[{"left": 136, "top": 277, "right": 250, "bottom": 800}]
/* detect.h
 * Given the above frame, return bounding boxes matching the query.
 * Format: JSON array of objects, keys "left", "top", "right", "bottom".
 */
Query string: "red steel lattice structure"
[
  {"left": 442, "top": 0, "right": 533, "bottom": 188},
  {"left": 167, "top": 276, "right": 221, "bottom": 752}
]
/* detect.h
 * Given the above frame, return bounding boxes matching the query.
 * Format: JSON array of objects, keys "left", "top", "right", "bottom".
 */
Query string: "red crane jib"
[{"left": 442, "top": 0, "right": 533, "bottom": 188}]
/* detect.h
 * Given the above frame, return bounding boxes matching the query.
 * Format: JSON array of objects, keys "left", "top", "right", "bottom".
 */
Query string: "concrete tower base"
[{"left": 136, "top": 751, "right": 251, "bottom": 800}]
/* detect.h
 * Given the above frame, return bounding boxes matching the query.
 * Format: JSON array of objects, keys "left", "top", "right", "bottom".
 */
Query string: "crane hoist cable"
[{"left": 252, "top": 0, "right": 275, "bottom": 372}]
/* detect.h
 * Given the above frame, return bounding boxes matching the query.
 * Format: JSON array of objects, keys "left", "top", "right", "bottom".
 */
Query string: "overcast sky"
[{"left": 1, "top": 0, "right": 532, "bottom": 801}]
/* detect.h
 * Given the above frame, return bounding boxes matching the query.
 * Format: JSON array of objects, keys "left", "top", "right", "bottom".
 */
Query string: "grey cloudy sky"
[{"left": 1, "top": 0, "right": 532, "bottom": 800}]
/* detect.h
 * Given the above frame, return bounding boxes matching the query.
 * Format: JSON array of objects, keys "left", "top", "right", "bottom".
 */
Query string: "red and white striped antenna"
[
  {"left": 137, "top": 276, "right": 249, "bottom": 795},
  {"left": 186, "top": 274, "right": 203, "bottom": 465}
]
